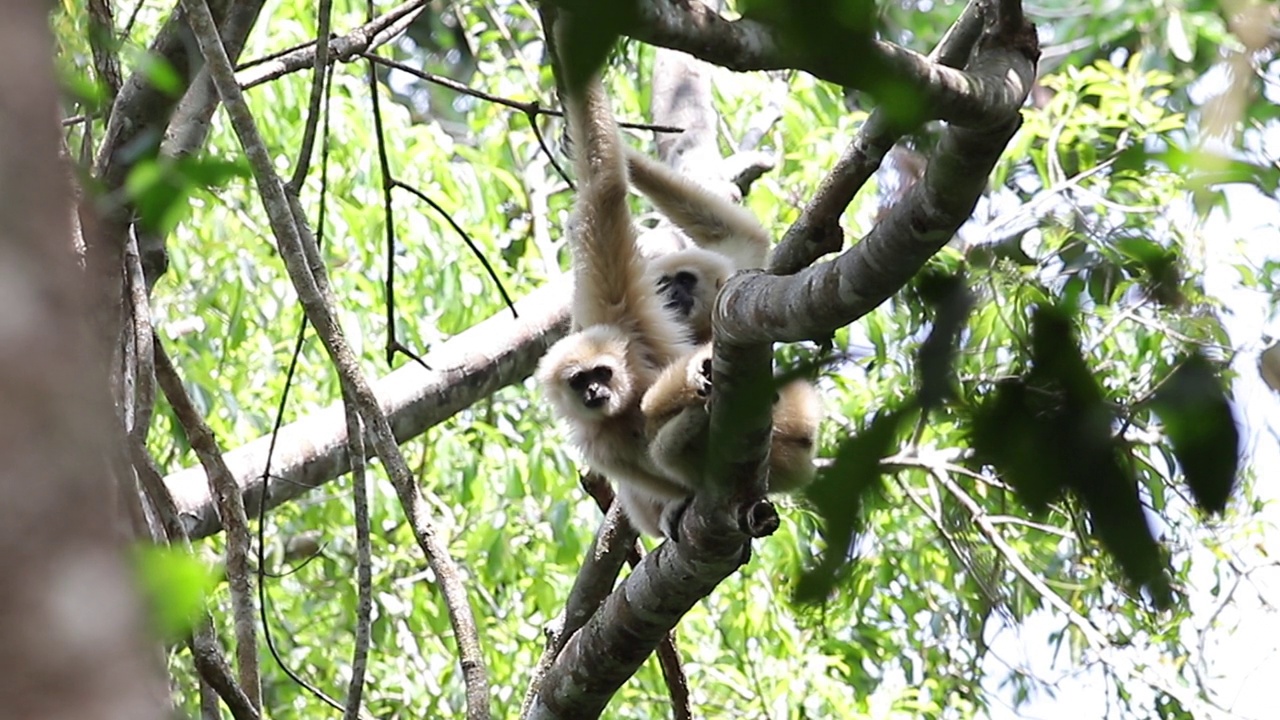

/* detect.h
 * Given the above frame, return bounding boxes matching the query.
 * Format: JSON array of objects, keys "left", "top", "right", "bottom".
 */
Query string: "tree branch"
[
  {"left": 557, "top": 0, "right": 1028, "bottom": 128},
  {"left": 719, "top": 44, "right": 1036, "bottom": 344},
  {"left": 176, "top": 0, "right": 492, "bottom": 715},
  {"left": 165, "top": 279, "right": 570, "bottom": 540},
  {"left": 769, "top": 0, "right": 989, "bottom": 274}
]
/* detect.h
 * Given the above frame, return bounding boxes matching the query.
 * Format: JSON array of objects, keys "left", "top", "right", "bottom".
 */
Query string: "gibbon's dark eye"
[
  {"left": 673, "top": 271, "right": 697, "bottom": 288},
  {"left": 569, "top": 366, "right": 613, "bottom": 392}
]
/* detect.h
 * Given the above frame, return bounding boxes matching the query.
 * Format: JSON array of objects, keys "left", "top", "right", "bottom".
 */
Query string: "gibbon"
[
  {"left": 535, "top": 70, "right": 696, "bottom": 537},
  {"left": 537, "top": 57, "right": 821, "bottom": 539},
  {"left": 626, "top": 148, "right": 771, "bottom": 344},
  {"left": 641, "top": 343, "right": 821, "bottom": 497}
]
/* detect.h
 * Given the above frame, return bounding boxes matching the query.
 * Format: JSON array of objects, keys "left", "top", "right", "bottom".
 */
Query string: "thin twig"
[
  {"left": 288, "top": 0, "right": 332, "bottom": 191},
  {"left": 361, "top": 52, "right": 683, "bottom": 134},
  {"left": 236, "top": 0, "right": 428, "bottom": 89},
  {"left": 364, "top": 25, "right": 402, "bottom": 368},
  {"left": 340, "top": 389, "right": 373, "bottom": 720},
  {"left": 153, "top": 338, "right": 262, "bottom": 710},
  {"left": 178, "top": 2, "right": 492, "bottom": 716},
  {"left": 393, "top": 180, "right": 518, "bottom": 318}
]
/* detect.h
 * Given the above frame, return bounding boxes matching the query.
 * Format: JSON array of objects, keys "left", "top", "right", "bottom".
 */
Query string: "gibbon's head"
[
  {"left": 537, "top": 325, "right": 635, "bottom": 421},
  {"left": 651, "top": 248, "right": 733, "bottom": 338}
]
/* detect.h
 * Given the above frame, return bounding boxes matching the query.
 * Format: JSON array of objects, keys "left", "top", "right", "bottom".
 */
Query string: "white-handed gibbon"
[
  {"left": 535, "top": 70, "right": 696, "bottom": 537},
  {"left": 641, "top": 343, "right": 821, "bottom": 497},
  {"left": 626, "top": 148, "right": 771, "bottom": 345},
  {"left": 537, "top": 56, "right": 821, "bottom": 539}
]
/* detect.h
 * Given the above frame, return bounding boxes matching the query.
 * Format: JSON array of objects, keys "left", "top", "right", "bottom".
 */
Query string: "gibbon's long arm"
[
  {"left": 536, "top": 68, "right": 696, "bottom": 538},
  {"left": 625, "top": 148, "right": 771, "bottom": 271},
  {"left": 567, "top": 82, "right": 689, "bottom": 368}
]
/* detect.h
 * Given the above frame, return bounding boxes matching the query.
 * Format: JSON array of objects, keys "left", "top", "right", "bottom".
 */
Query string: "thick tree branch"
[
  {"left": 718, "top": 45, "right": 1035, "bottom": 344},
  {"left": 769, "top": 0, "right": 988, "bottom": 274},
  {"left": 565, "top": 0, "right": 1026, "bottom": 129},
  {"left": 165, "top": 280, "right": 570, "bottom": 539},
  {"left": 526, "top": 535, "right": 743, "bottom": 719},
  {"left": 176, "top": 0, "right": 492, "bottom": 715}
]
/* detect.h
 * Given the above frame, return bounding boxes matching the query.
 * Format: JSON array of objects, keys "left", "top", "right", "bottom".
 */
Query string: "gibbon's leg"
[
  {"left": 642, "top": 345, "right": 714, "bottom": 487},
  {"left": 643, "top": 344, "right": 822, "bottom": 494},
  {"left": 615, "top": 484, "right": 666, "bottom": 537},
  {"left": 765, "top": 380, "right": 822, "bottom": 492},
  {"left": 624, "top": 147, "right": 771, "bottom": 271}
]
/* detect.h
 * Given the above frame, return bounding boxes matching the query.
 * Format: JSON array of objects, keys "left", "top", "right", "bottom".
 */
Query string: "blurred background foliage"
[{"left": 53, "top": 0, "right": 1280, "bottom": 717}]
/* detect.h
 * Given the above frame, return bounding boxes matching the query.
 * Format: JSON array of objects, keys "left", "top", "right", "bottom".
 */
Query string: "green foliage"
[
  {"left": 134, "top": 546, "right": 219, "bottom": 641},
  {"left": 52, "top": 0, "right": 1279, "bottom": 718}
]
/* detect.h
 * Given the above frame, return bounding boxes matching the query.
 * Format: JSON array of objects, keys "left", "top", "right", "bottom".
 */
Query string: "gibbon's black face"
[
  {"left": 657, "top": 270, "right": 700, "bottom": 319},
  {"left": 569, "top": 365, "right": 615, "bottom": 409}
]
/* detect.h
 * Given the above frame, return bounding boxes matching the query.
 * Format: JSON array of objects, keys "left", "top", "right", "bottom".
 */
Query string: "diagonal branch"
[
  {"left": 769, "top": 0, "right": 988, "bottom": 274},
  {"left": 717, "top": 43, "right": 1036, "bottom": 345},
  {"left": 165, "top": 279, "right": 570, "bottom": 540},
  {"left": 175, "top": 0, "right": 492, "bottom": 716}
]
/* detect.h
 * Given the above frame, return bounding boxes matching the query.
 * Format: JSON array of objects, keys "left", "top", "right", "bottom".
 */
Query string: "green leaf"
[
  {"left": 133, "top": 546, "right": 218, "bottom": 640},
  {"left": 1149, "top": 354, "right": 1240, "bottom": 515}
]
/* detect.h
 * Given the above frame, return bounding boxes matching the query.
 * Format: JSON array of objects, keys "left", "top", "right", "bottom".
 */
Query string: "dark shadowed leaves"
[
  {"left": 1149, "top": 354, "right": 1239, "bottom": 515},
  {"left": 913, "top": 271, "right": 972, "bottom": 411},
  {"left": 971, "top": 306, "right": 1172, "bottom": 607},
  {"left": 552, "top": 0, "right": 638, "bottom": 93},
  {"left": 796, "top": 409, "right": 906, "bottom": 603}
]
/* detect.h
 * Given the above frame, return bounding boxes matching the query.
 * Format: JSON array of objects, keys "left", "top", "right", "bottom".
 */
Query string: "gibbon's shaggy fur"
[
  {"left": 625, "top": 148, "right": 770, "bottom": 344},
  {"left": 642, "top": 343, "right": 821, "bottom": 496},
  {"left": 537, "top": 60, "right": 822, "bottom": 538},
  {"left": 535, "top": 71, "right": 696, "bottom": 537}
]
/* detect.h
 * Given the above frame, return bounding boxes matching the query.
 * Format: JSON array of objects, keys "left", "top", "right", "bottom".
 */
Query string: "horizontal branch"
[
  {"left": 166, "top": 280, "right": 570, "bottom": 539},
  {"left": 615, "top": 0, "right": 1026, "bottom": 128}
]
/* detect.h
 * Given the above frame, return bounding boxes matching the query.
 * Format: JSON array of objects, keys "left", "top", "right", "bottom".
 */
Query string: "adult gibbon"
[
  {"left": 626, "top": 148, "right": 769, "bottom": 344},
  {"left": 537, "top": 56, "right": 821, "bottom": 538},
  {"left": 534, "top": 68, "right": 695, "bottom": 537}
]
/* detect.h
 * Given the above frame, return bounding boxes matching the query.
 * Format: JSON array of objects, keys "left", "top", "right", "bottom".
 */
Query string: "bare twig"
[
  {"left": 340, "top": 390, "right": 374, "bottom": 720},
  {"left": 177, "top": 1, "right": 492, "bottom": 716},
  {"left": 393, "top": 180, "right": 518, "bottom": 318},
  {"left": 153, "top": 339, "right": 262, "bottom": 710},
  {"left": 288, "top": 0, "right": 332, "bottom": 191},
  {"left": 236, "top": 0, "right": 428, "bottom": 89},
  {"left": 361, "top": 52, "right": 683, "bottom": 134}
]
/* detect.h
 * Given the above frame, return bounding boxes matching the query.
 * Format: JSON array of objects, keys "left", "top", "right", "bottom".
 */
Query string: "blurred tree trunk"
[{"left": 0, "top": 2, "right": 166, "bottom": 718}]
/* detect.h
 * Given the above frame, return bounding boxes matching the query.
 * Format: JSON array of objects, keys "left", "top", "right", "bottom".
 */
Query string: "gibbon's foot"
[
  {"left": 659, "top": 495, "right": 693, "bottom": 542},
  {"left": 691, "top": 353, "right": 713, "bottom": 399}
]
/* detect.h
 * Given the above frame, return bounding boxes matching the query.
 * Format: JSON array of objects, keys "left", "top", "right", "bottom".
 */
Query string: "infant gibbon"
[{"left": 642, "top": 343, "right": 821, "bottom": 500}]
